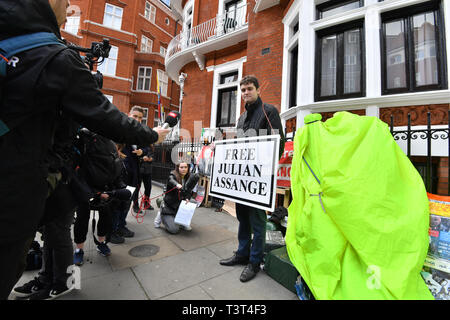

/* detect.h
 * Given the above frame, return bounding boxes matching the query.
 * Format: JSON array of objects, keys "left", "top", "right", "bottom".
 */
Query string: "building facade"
[
  {"left": 63, "top": 0, "right": 182, "bottom": 127},
  {"left": 166, "top": 0, "right": 450, "bottom": 195}
]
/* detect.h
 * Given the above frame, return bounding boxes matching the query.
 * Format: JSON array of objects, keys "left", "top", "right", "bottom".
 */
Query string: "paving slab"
[
  {"left": 199, "top": 267, "right": 298, "bottom": 300},
  {"left": 61, "top": 269, "right": 148, "bottom": 300},
  {"left": 167, "top": 224, "right": 236, "bottom": 252},
  {"left": 132, "top": 247, "right": 232, "bottom": 300},
  {"left": 206, "top": 238, "right": 240, "bottom": 260},
  {"left": 159, "top": 285, "right": 213, "bottom": 300},
  {"left": 108, "top": 237, "right": 183, "bottom": 271}
]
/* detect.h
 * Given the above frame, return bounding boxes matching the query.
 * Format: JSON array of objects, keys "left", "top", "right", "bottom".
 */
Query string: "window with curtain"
[
  {"left": 137, "top": 66, "right": 152, "bottom": 91},
  {"left": 315, "top": 20, "right": 365, "bottom": 101},
  {"left": 103, "top": 4, "right": 123, "bottom": 30},
  {"left": 381, "top": 1, "right": 447, "bottom": 94}
]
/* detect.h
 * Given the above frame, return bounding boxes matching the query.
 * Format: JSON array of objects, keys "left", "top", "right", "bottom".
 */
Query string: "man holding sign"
[{"left": 218, "top": 75, "right": 284, "bottom": 282}]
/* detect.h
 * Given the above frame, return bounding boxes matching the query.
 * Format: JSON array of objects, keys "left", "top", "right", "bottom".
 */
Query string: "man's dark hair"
[{"left": 240, "top": 75, "right": 259, "bottom": 89}]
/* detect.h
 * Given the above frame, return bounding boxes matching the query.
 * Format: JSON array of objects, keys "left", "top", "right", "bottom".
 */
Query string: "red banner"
[{"left": 277, "top": 141, "right": 293, "bottom": 187}]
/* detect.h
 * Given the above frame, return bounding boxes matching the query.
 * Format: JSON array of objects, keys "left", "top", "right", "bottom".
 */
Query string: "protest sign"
[
  {"left": 209, "top": 135, "right": 280, "bottom": 212},
  {"left": 174, "top": 201, "right": 197, "bottom": 228},
  {"left": 277, "top": 141, "right": 293, "bottom": 187}
]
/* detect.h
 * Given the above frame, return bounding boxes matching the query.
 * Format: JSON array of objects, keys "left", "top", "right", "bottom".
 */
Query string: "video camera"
[{"left": 67, "top": 39, "right": 111, "bottom": 89}]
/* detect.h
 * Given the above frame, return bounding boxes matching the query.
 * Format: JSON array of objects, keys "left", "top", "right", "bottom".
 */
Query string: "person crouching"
[{"left": 154, "top": 162, "right": 199, "bottom": 234}]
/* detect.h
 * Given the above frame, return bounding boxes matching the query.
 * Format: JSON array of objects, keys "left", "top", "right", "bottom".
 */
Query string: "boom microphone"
[{"left": 161, "top": 111, "right": 181, "bottom": 129}]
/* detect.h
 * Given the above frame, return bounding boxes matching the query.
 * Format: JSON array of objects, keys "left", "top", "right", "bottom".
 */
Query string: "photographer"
[
  {"left": 0, "top": 0, "right": 170, "bottom": 299},
  {"left": 73, "top": 182, "right": 132, "bottom": 265}
]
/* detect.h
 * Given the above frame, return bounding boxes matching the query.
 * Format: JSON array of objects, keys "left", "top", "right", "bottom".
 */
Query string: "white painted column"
[
  {"left": 297, "top": 0, "right": 315, "bottom": 106},
  {"left": 366, "top": 105, "right": 380, "bottom": 118},
  {"left": 365, "top": 5, "right": 382, "bottom": 98},
  {"left": 296, "top": 108, "right": 312, "bottom": 130}
]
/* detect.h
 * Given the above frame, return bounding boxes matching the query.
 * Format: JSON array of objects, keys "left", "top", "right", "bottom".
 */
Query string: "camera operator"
[{"left": 0, "top": 0, "right": 170, "bottom": 300}]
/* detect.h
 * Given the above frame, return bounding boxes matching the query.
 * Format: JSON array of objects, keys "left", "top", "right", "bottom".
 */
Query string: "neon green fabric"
[{"left": 285, "top": 111, "right": 433, "bottom": 300}]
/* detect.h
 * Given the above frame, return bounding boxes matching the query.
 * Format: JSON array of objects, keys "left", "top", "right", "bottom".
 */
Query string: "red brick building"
[
  {"left": 63, "top": 0, "right": 182, "bottom": 127},
  {"left": 166, "top": 0, "right": 450, "bottom": 195}
]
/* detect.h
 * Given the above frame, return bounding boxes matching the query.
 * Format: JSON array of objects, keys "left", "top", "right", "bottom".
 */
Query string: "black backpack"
[{"left": 77, "top": 128, "right": 123, "bottom": 191}]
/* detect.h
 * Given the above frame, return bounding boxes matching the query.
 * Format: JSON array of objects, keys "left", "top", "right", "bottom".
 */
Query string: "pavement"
[{"left": 9, "top": 184, "right": 298, "bottom": 301}]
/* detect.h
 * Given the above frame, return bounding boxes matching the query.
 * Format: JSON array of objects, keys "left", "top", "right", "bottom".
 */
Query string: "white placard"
[
  {"left": 209, "top": 135, "right": 280, "bottom": 212},
  {"left": 174, "top": 201, "right": 197, "bottom": 227}
]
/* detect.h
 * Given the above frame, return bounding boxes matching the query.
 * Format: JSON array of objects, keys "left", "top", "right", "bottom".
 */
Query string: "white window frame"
[
  {"left": 157, "top": 69, "right": 169, "bottom": 97},
  {"left": 154, "top": 109, "right": 160, "bottom": 127},
  {"left": 64, "top": 15, "right": 80, "bottom": 34},
  {"left": 141, "top": 35, "right": 153, "bottom": 53},
  {"left": 207, "top": 57, "right": 246, "bottom": 129},
  {"left": 145, "top": 1, "right": 156, "bottom": 24},
  {"left": 160, "top": 46, "right": 167, "bottom": 56},
  {"left": 141, "top": 107, "right": 149, "bottom": 126},
  {"left": 136, "top": 66, "right": 152, "bottom": 92},
  {"left": 97, "top": 45, "right": 118, "bottom": 76},
  {"left": 103, "top": 3, "right": 123, "bottom": 30}
]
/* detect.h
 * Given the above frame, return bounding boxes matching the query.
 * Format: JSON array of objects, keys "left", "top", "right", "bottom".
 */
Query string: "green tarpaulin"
[{"left": 285, "top": 112, "right": 433, "bottom": 300}]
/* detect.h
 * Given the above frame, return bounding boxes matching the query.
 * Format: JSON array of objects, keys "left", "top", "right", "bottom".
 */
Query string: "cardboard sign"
[
  {"left": 209, "top": 135, "right": 280, "bottom": 212},
  {"left": 277, "top": 141, "right": 293, "bottom": 187}
]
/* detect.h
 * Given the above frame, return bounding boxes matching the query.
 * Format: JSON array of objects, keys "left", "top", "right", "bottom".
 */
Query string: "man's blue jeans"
[{"left": 235, "top": 203, "right": 267, "bottom": 266}]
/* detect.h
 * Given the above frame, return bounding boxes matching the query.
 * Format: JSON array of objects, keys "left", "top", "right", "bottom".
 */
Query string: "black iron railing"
[
  {"left": 151, "top": 137, "right": 214, "bottom": 185},
  {"left": 390, "top": 111, "right": 450, "bottom": 195}
]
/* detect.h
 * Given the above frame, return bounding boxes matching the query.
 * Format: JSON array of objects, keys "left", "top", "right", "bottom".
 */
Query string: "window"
[
  {"left": 289, "top": 44, "right": 298, "bottom": 108},
  {"left": 137, "top": 67, "right": 152, "bottom": 91},
  {"left": 103, "top": 4, "right": 123, "bottom": 30},
  {"left": 224, "top": 0, "right": 245, "bottom": 33},
  {"left": 141, "top": 107, "right": 149, "bottom": 126},
  {"left": 216, "top": 71, "right": 238, "bottom": 128},
  {"left": 145, "top": 2, "right": 156, "bottom": 23},
  {"left": 104, "top": 95, "right": 113, "bottom": 103},
  {"left": 381, "top": 1, "right": 447, "bottom": 94},
  {"left": 317, "top": 0, "right": 363, "bottom": 20},
  {"left": 157, "top": 70, "right": 168, "bottom": 96},
  {"left": 315, "top": 20, "right": 365, "bottom": 101},
  {"left": 97, "top": 46, "right": 118, "bottom": 76},
  {"left": 141, "top": 35, "right": 153, "bottom": 53},
  {"left": 165, "top": 17, "right": 170, "bottom": 25},
  {"left": 160, "top": 46, "right": 167, "bottom": 56},
  {"left": 154, "top": 109, "right": 160, "bottom": 127},
  {"left": 64, "top": 15, "right": 80, "bottom": 34}
]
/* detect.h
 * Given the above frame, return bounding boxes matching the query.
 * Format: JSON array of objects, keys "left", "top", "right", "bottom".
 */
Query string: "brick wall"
[
  {"left": 244, "top": 1, "right": 287, "bottom": 113},
  {"left": 66, "top": 0, "right": 181, "bottom": 123}
]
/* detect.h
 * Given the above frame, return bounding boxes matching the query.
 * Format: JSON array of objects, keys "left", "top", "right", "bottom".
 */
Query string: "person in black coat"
[
  {"left": 0, "top": 0, "right": 169, "bottom": 300},
  {"left": 219, "top": 75, "right": 285, "bottom": 283},
  {"left": 154, "top": 162, "right": 199, "bottom": 234}
]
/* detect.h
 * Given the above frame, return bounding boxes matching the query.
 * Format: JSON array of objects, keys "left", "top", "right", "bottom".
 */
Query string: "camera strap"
[{"left": 0, "top": 32, "right": 66, "bottom": 137}]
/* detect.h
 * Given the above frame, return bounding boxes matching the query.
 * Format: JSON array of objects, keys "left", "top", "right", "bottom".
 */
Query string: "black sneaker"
[
  {"left": 133, "top": 202, "right": 140, "bottom": 213},
  {"left": 29, "top": 283, "right": 74, "bottom": 300},
  {"left": 97, "top": 242, "right": 111, "bottom": 257},
  {"left": 110, "top": 231, "right": 125, "bottom": 244},
  {"left": 118, "top": 226, "right": 135, "bottom": 238},
  {"left": 13, "top": 277, "right": 47, "bottom": 298}
]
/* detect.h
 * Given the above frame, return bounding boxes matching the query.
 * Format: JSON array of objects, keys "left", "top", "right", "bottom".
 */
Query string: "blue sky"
[{"left": 160, "top": 0, "right": 170, "bottom": 6}]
